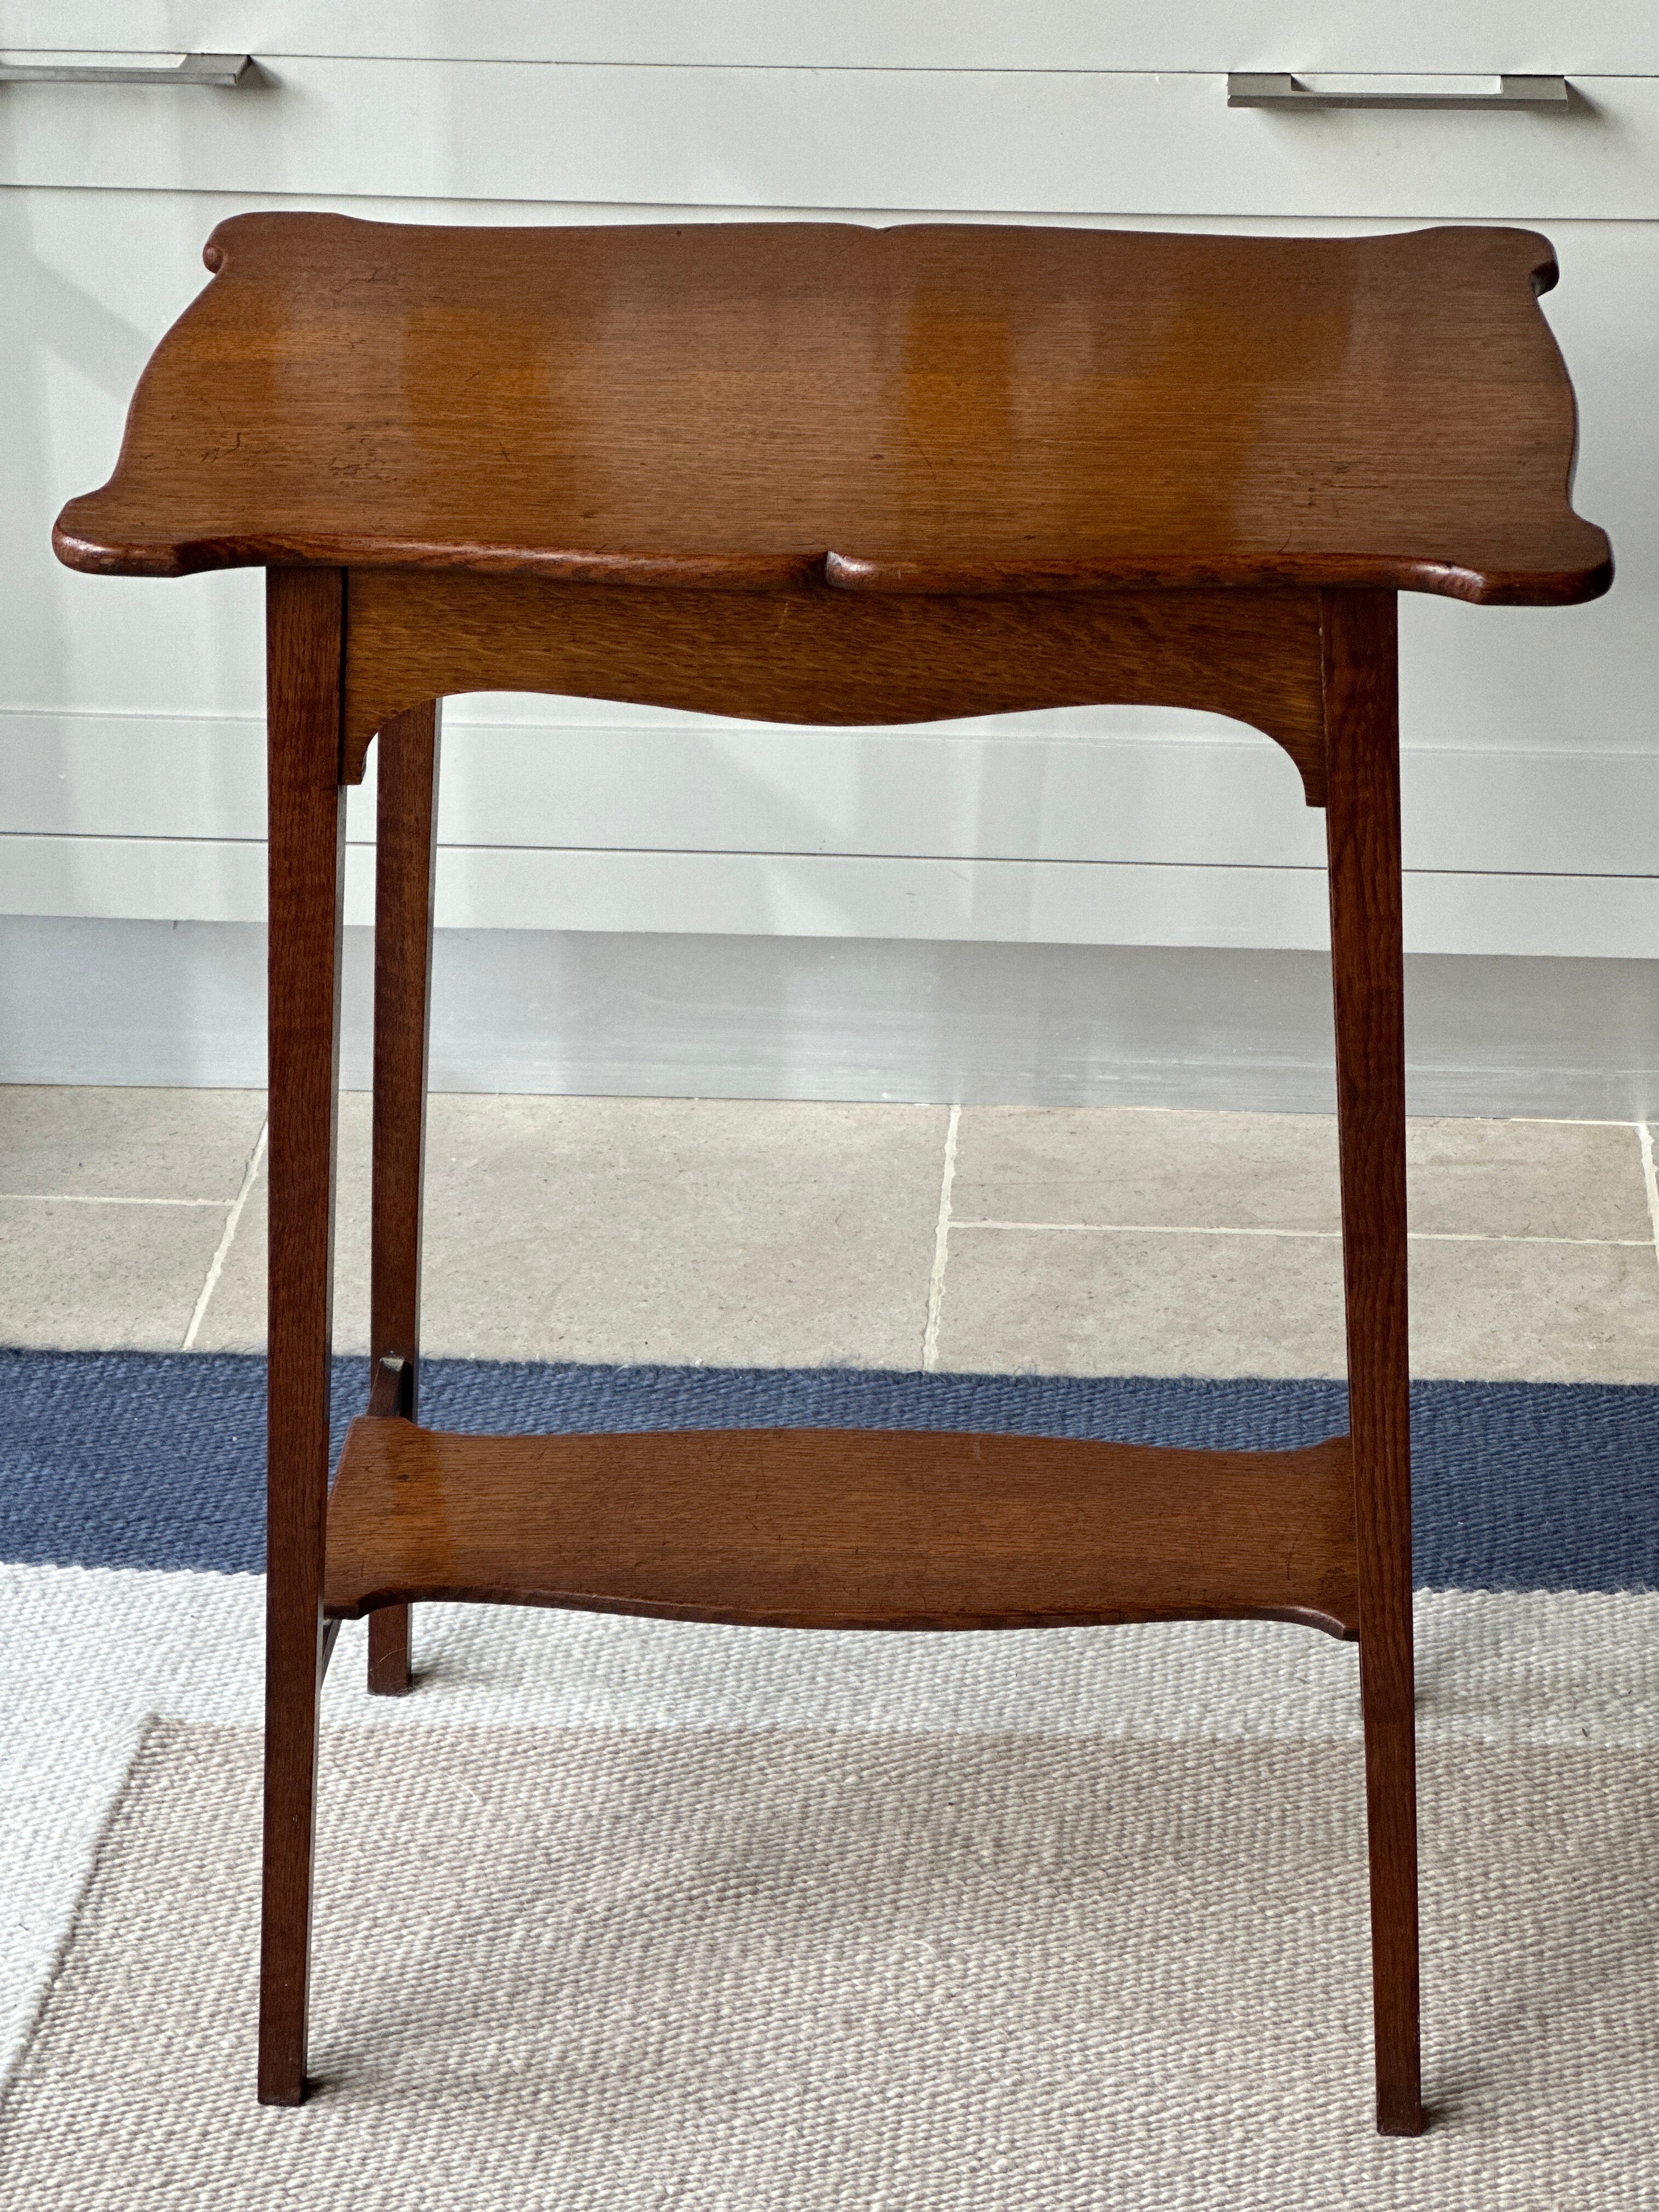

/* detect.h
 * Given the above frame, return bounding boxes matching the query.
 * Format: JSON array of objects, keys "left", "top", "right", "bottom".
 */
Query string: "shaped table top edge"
[
  {"left": 51, "top": 215, "right": 1615, "bottom": 609},
  {"left": 47, "top": 522, "right": 1615, "bottom": 607}
]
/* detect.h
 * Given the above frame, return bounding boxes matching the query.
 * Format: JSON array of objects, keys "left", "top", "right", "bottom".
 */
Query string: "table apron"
[{"left": 339, "top": 570, "right": 1331, "bottom": 806}]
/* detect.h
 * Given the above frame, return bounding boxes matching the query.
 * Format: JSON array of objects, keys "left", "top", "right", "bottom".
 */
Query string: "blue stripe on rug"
[{"left": 1, "top": 1349, "right": 1654, "bottom": 1592}]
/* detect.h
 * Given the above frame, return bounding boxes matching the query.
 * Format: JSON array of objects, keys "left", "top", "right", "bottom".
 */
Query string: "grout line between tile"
[
  {"left": 952, "top": 1219, "right": 1337, "bottom": 1238},
  {"left": 180, "top": 1119, "right": 268, "bottom": 1352},
  {"left": 1640, "top": 1124, "right": 1659, "bottom": 1285},
  {"left": 920, "top": 1104, "right": 960, "bottom": 1374},
  {"left": 0, "top": 1193, "right": 230, "bottom": 1207},
  {"left": 949, "top": 1220, "right": 1653, "bottom": 1246}
]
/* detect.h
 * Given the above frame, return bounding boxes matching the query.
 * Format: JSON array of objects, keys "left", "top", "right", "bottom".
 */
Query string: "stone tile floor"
[{"left": 1, "top": 1087, "right": 1657, "bottom": 1381}]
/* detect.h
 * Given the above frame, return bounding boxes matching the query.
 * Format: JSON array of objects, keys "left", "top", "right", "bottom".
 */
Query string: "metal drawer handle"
[
  {"left": 1228, "top": 73, "right": 1568, "bottom": 111},
  {"left": 0, "top": 52, "right": 252, "bottom": 87}
]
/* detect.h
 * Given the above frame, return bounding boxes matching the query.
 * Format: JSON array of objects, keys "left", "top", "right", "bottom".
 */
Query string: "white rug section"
[
  {"left": 4, "top": 1564, "right": 1658, "bottom": 2093},
  {"left": 5, "top": 1719, "right": 1658, "bottom": 2209}
]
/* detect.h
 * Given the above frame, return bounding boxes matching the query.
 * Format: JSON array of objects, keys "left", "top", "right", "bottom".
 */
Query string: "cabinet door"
[
  {"left": 7, "top": 1, "right": 1658, "bottom": 70},
  {"left": 2, "top": 58, "right": 1657, "bottom": 217}
]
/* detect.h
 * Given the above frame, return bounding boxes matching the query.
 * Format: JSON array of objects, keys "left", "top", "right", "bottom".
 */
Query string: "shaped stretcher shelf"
[{"left": 323, "top": 1418, "right": 1361, "bottom": 1638}]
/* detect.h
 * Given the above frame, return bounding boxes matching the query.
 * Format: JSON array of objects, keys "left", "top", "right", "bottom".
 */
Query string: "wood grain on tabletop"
[
  {"left": 54, "top": 215, "right": 1610, "bottom": 606},
  {"left": 323, "top": 1420, "right": 1362, "bottom": 1637}
]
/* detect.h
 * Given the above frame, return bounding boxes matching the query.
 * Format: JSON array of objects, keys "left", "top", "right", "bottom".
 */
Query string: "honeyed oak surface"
[
  {"left": 56, "top": 216, "right": 1608, "bottom": 606},
  {"left": 324, "top": 1420, "right": 1361, "bottom": 1637},
  {"left": 1322, "top": 588, "right": 1423, "bottom": 2136},
  {"left": 258, "top": 568, "right": 346, "bottom": 2108},
  {"left": 364, "top": 706, "right": 440, "bottom": 1699},
  {"left": 341, "top": 573, "right": 1330, "bottom": 798}
]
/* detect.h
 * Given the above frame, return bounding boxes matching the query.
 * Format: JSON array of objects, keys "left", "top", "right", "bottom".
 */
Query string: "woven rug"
[
  {"left": 5, "top": 1351, "right": 1658, "bottom": 1587},
  {"left": 5, "top": 1722, "right": 1659, "bottom": 2208},
  {"left": 3, "top": 1356, "right": 1658, "bottom": 2208}
]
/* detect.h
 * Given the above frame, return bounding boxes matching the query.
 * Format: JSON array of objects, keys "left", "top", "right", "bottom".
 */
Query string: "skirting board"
[{"left": 5, "top": 918, "right": 1656, "bottom": 1119}]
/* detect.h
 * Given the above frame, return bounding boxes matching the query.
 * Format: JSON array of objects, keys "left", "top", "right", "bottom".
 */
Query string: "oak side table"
[{"left": 55, "top": 216, "right": 1611, "bottom": 2136}]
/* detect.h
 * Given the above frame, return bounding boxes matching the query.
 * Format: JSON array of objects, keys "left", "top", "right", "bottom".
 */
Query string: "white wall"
[{"left": 0, "top": 17, "right": 1652, "bottom": 963}]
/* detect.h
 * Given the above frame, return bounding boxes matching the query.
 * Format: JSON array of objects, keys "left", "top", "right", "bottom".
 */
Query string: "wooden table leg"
[
  {"left": 1322, "top": 588, "right": 1424, "bottom": 2138},
  {"left": 366, "top": 701, "right": 441, "bottom": 1695},
  {"left": 258, "top": 568, "right": 348, "bottom": 2106}
]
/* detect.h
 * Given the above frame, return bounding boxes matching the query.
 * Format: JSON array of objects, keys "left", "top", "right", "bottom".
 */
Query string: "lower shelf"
[{"left": 324, "top": 1419, "right": 1359, "bottom": 1637}]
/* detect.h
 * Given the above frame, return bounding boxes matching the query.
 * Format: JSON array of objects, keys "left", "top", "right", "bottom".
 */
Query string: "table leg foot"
[
  {"left": 367, "top": 1604, "right": 414, "bottom": 1694},
  {"left": 1365, "top": 1709, "right": 1425, "bottom": 2136},
  {"left": 257, "top": 1639, "right": 321, "bottom": 2106}
]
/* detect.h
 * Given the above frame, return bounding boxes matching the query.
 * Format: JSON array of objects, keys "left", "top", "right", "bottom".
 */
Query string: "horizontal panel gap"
[
  {"left": 22, "top": 56, "right": 1645, "bottom": 82},
  {"left": 2, "top": 836, "right": 1651, "bottom": 885}
]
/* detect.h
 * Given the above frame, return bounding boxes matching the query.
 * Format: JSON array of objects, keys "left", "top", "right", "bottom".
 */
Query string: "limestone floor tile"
[
  {"left": 0, "top": 1197, "right": 228, "bottom": 1350},
  {"left": 950, "top": 1108, "right": 1342, "bottom": 1232},
  {"left": 950, "top": 1106, "right": 1657, "bottom": 1246},
  {"left": 936, "top": 1221, "right": 1659, "bottom": 1383},
  {"left": 195, "top": 1095, "right": 949, "bottom": 1368},
  {"left": 933, "top": 1225, "right": 1348, "bottom": 1378},
  {"left": 1407, "top": 1237, "right": 1659, "bottom": 1383},
  {"left": 1405, "top": 1118, "right": 1652, "bottom": 1241},
  {"left": 0, "top": 1086, "right": 266, "bottom": 1201}
]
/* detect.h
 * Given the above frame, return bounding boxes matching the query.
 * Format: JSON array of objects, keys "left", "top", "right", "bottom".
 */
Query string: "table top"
[{"left": 55, "top": 215, "right": 1610, "bottom": 606}]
